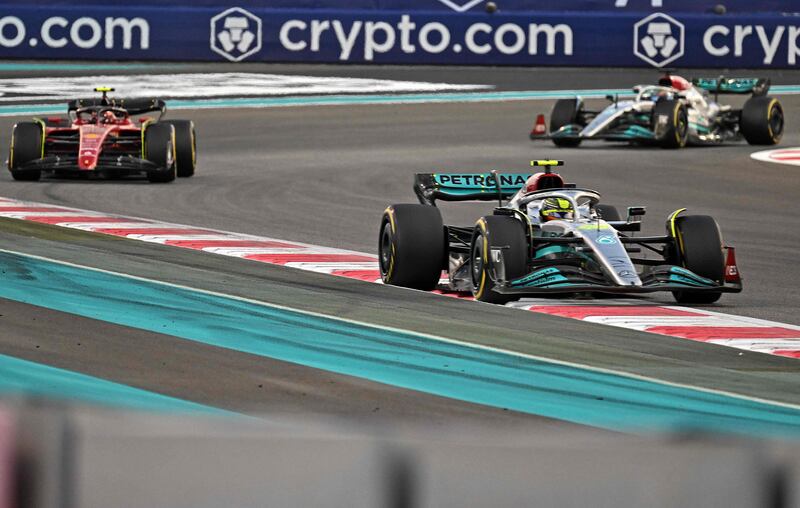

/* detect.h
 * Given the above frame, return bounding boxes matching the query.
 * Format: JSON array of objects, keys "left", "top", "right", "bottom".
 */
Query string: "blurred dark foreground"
[{"left": 0, "top": 399, "right": 798, "bottom": 508}]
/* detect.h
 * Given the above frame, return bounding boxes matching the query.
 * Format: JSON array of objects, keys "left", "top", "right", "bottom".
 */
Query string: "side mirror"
[
  {"left": 605, "top": 94, "right": 614, "bottom": 102},
  {"left": 627, "top": 206, "right": 646, "bottom": 221}
]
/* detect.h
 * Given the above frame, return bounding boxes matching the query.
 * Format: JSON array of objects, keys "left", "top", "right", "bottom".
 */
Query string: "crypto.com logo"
[
  {"left": 436, "top": 0, "right": 484, "bottom": 13},
  {"left": 210, "top": 7, "right": 262, "bottom": 62},
  {"left": 633, "top": 13, "right": 684, "bottom": 67}
]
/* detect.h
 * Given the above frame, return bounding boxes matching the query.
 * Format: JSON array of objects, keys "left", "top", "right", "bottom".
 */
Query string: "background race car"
[
  {"left": 531, "top": 74, "right": 783, "bottom": 148},
  {"left": 379, "top": 160, "right": 742, "bottom": 304},
  {"left": 7, "top": 87, "right": 196, "bottom": 183}
]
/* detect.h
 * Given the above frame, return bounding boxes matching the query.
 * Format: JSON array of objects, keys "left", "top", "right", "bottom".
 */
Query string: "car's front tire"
[
  {"left": 670, "top": 214, "right": 724, "bottom": 304},
  {"left": 653, "top": 99, "right": 689, "bottom": 149},
  {"left": 8, "top": 122, "right": 43, "bottom": 181},
  {"left": 379, "top": 204, "right": 445, "bottom": 291},
  {"left": 470, "top": 215, "right": 527, "bottom": 304},
  {"left": 549, "top": 98, "right": 583, "bottom": 147},
  {"left": 144, "top": 123, "right": 176, "bottom": 183},
  {"left": 163, "top": 120, "right": 196, "bottom": 177}
]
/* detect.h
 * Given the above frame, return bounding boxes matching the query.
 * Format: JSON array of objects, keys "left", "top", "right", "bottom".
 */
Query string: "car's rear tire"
[
  {"left": 471, "top": 215, "right": 528, "bottom": 304},
  {"left": 740, "top": 96, "right": 783, "bottom": 145},
  {"left": 653, "top": 99, "right": 688, "bottom": 149},
  {"left": 163, "top": 120, "right": 196, "bottom": 177},
  {"left": 670, "top": 215, "right": 724, "bottom": 304},
  {"left": 379, "top": 204, "right": 445, "bottom": 291},
  {"left": 550, "top": 98, "right": 583, "bottom": 147},
  {"left": 595, "top": 204, "right": 621, "bottom": 221},
  {"left": 144, "top": 123, "right": 176, "bottom": 183},
  {"left": 8, "top": 122, "right": 43, "bottom": 181}
]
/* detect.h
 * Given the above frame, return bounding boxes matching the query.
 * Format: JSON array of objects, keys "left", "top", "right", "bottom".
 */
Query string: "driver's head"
[
  {"left": 540, "top": 198, "right": 574, "bottom": 222},
  {"left": 103, "top": 110, "right": 116, "bottom": 122}
]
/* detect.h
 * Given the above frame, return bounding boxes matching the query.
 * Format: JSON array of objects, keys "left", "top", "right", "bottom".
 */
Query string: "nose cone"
[
  {"left": 78, "top": 126, "right": 105, "bottom": 170},
  {"left": 79, "top": 150, "right": 98, "bottom": 170}
]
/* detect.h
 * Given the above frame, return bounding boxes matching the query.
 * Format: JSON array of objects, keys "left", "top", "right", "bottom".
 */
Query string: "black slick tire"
[
  {"left": 653, "top": 99, "right": 688, "bottom": 149},
  {"left": 740, "top": 96, "right": 783, "bottom": 145},
  {"left": 8, "top": 122, "right": 43, "bottom": 181},
  {"left": 379, "top": 204, "right": 445, "bottom": 291},
  {"left": 671, "top": 215, "right": 724, "bottom": 304},
  {"left": 549, "top": 98, "right": 582, "bottom": 147},
  {"left": 470, "top": 215, "right": 527, "bottom": 304},
  {"left": 144, "top": 123, "right": 176, "bottom": 183},
  {"left": 163, "top": 120, "right": 196, "bottom": 177},
  {"left": 595, "top": 204, "right": 621, "bottom": 221}
]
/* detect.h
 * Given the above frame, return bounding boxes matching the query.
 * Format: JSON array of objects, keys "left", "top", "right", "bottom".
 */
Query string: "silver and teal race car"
[
  {"left": 531, "top": 74, "right": 783, "bottom": 148},
  {"left": 379, "top": 160, "right": 742, "bottom": 304}
]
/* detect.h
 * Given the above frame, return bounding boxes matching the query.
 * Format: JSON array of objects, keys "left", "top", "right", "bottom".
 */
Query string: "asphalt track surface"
[
  {"left": 2, "top": 65, "right": 799, "bottom": 323},
  {"left": 0, "top": 63, "right": 799, "bottom": 425}
]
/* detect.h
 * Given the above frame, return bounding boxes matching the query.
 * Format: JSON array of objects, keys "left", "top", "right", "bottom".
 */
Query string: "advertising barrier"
[
  {"left": 0, "top": 4, "right": 799, "bottom": 67},
  {"left": 18, "top": 0, "right": 799, "bottom": 15}
]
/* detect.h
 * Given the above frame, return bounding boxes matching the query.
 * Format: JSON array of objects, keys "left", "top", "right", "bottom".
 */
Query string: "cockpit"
[
  {"left": 72, "top": 106, "right": 130, "bottom": 125},
  {"left": 511, "top": 188, "right": 601, "bottom": 226},
  {"left": 636, "top": 86, "right": 678, "bottom": 103}
]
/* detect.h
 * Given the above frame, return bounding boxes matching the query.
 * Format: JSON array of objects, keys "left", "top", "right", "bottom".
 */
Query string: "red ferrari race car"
[{"left": 7, "top": 87, "right": 196, "bottom": 183}]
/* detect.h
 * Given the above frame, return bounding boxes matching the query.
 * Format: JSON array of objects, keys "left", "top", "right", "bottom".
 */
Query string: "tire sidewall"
[
  {"left": 9, "top": 122, "right": 43, "bottom": 169},
  {"left": 144, "top": 123, "right": 176, "bottom": 183},
  {"left": 550, "top": 98, "right": 583, "bottom": 147},
  {"left": 654, "top": 99, "right": 688, "bottom": 148},
  {"left": 164, "top": 120, "right": 196, "bottom": 177},
  {"left": 379, "top": 204, "right": 445, "bottom": 290},
  {"left": 470, "top": 215, "right": 527, "bottom": 303},
  {"left": 671, "top": 214, "right": 724, "bottom": 303},
  {"left": 741, "top": 96, "right": 783, "bottom": 145}
]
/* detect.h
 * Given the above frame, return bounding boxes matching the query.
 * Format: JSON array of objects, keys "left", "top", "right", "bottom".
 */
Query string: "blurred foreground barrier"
[
  {"left": 0, "top": 3, "right": 799, "bottom": 67},
  {"left": 5, "top": 401, "right": 800, "bottom": 508}
]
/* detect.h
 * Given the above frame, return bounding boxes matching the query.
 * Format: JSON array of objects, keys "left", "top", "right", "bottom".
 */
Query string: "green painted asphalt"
[
  {"left": 1, "top": 248, "right": 800, "bottom": 438},
  {"left": 0, "top": 351, "right": 226, "bottom": 415}
]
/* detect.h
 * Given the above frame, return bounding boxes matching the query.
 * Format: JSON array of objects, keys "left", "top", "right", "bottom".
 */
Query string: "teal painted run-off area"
[
  {"left": 1, "top": 250, "right": 799, "bottom": 437},
  {"left": 0, "top": 352, "right": 224, "bottom": 415}
]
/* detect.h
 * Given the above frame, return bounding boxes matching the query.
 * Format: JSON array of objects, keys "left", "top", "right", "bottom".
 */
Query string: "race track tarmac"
[{"left": 0, "top": 64, "right": 798, "bottom": 427}]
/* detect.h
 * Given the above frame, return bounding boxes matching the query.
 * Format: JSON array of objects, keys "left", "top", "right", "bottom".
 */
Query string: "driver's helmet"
[
  {"left": 540, "top": 198, "right": 574, "bottom": 222},
  {"left": 658, "top": 75, "right": 691, "bottom": 91},
  {"left": 102, "top": 110, "right": 117, "bottom": 122}
]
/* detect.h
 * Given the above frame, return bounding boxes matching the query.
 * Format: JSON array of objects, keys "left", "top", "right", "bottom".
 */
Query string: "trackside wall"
[{"left": 0, "top": 4, "right": 797, "bottom": 71}]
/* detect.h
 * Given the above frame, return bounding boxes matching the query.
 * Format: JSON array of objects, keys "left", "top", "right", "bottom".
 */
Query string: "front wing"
[
  {"left": 492, "top": 264, "right": 741, "bottom": 296},
  {"left": 532, "top": 123, "right": 656, "bottom": 142},
  {"left": 15, "top": 155, "right": 163, "bottom": 174}
]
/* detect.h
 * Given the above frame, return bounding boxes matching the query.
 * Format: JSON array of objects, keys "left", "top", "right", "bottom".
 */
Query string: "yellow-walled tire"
[
  {"left": 741, "top": 96, "right": 783, "bottom": 145},
  {"left": 8, "top": 122, "right": 43, "bottom": 181},
  {"left": 144, "top": 123, "right": 176, "bottom": 183},
  {"left": 163, "top": 120, "right": 196, "bottom": 177},
  {"left": 470, "top": 215, "right": 527, "bottom": 304},
  {"left": 653, "top": 99, "right": 688, "bottom": 149},
  {"left": 379, "top": 204, "right": 445, "bottom": 291},
  {"left": 670, "top": 214, "right": 724, "bottom": 304}
]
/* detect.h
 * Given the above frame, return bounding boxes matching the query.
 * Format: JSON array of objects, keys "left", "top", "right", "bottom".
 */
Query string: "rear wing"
[
  {"left": 67, "top": 97, "right": 167, "bottom": 116},
  {"left": 414, "top": 173, "right": 531, "bottom": 205},
  {"left": 691, "top": 77, "right": 770, "bottom": 96}
]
